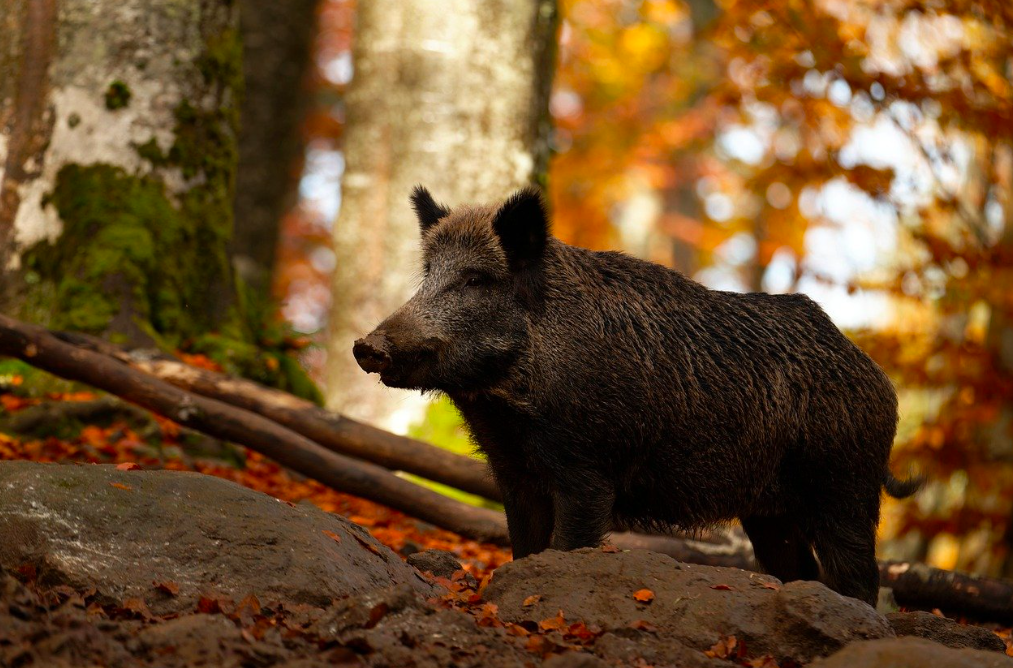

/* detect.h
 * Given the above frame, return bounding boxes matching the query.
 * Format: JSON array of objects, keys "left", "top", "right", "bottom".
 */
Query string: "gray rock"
[
  {"left": 887, "top": 611, "right": 1007, "bottom": 652},
  {"left": 484, "top": 547, "right": 894, "bottom": 665},
  {"left": 542, "top": 652, "right": 610, "bottom": 668},
  {"left": 407, "top": 549, "right": 465, "bottom": 578},
  {"left": 810, "top": 636, "right": 1012, "bottom": 668},
  {"left": 590, "top": 632, "right": 725, "bottom": 668},
  {"left": 0, "top": 461, "right": 435, "bottom": 614}
]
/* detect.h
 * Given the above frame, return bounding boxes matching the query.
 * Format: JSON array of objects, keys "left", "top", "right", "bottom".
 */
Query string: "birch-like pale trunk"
[
  {"left": 325, "top": 0, "right": 557, "bottom": 429},
  {"left": 0, "top": 0, "right": 241, "bottom": 347}
]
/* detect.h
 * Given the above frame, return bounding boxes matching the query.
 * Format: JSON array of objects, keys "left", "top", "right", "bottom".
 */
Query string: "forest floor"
[{"left": 1, "top": 366, "right": 1012, "bottom": 667}]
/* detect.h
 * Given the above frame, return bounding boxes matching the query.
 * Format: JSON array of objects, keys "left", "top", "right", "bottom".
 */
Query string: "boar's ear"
[
  {"left": 492, "top": 187, "right": 549, "bottom": 306},
  {"left": 411, "top": 185, "right": 451, "bottom": 232},
  {"left": 492, "top": 188, "right": 548, "bottom": 269}
]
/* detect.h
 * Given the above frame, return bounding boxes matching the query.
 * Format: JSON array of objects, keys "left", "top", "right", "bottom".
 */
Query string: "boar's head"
[{"left": 352, "top": 186, "right": 548, "bottom": 392}]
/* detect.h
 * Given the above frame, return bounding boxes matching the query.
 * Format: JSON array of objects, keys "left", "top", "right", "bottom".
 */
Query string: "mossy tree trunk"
[
  {"left": 325, "top": 0, "right": 559, "bottom": 429},
  {"left": 0, "top": 0, "right": 244, "bottom": 349}
]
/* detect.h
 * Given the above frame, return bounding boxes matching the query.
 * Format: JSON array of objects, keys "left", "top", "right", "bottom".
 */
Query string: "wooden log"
[
  {"left": 52, "top": 330, "right": 502, "bottom": 502},
  {"left": 0, "top": 314, "right": 509, "bottom": 545},
  {"left": 880, "top": 560, "right": 1013, "bottom": 625}
]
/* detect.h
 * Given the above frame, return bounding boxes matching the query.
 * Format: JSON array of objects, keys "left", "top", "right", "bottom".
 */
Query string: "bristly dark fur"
[
  {"left": 354, "top": 187, "right": 922, "bottom": 607},
  {"left": 411, "top": 185, "right": 451, "bottom": 231}
]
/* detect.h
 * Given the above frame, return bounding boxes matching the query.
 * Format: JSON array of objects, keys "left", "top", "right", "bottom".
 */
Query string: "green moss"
[
  {"left": 15, "top": 23, "right": 318, "bottom": 399},
  {"left": 104, "top": 80, "right": 132, "bottom": 110}
]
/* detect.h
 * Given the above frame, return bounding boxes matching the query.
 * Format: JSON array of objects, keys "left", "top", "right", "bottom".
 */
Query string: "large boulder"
[
  {"left": 810, "top": 637, "right": 1011, "bottom": 668},
  {"left": 484, "top": 547, "right": 894, "bottom": 665},
  {"left": 0, "top": 461, "right": 436, "bottom": 613},
  {"left": 887, "top": 611, "right": 1007, "bottom": 653}
]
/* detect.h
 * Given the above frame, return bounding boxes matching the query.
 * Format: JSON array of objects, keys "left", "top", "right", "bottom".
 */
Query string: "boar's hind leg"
[
  {"left": 741, "top": 515, "right": 819, "bottom": 583},
  {"left": 810, "top": 511, "right": 880, "bottom": 606},
  {"left": 550, "top": 472, "right": 615, "bottom": 552},
  {"left": 502, "top": 481, "right": 554, "bottom": 560}
]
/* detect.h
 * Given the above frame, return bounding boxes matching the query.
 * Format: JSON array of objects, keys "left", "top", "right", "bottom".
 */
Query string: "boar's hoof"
[{"left": 353, "top": 334, "right": 392, "bottom": 374}]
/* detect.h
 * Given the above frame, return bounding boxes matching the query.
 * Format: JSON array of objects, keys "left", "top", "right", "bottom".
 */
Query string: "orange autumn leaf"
[
  {"left": 522, "top": 594, "right": 543, "bottom": 607},
  {"left": 322, "top": 529, "right": 342, "bottom": 543},
  {"left": 633, "top": 588, "right": 655, "bottom": 603},
  {"left": 116, "top": 462, "right": 141, "bottom": 471},
  {"left": 630, "top": 619, "right": 657, "bottom": 632},
  {"left": 705, "top": 635, "right": 739, "bottom": 659},
  {"left": 154, "top": 580, "right": 180, "bottom": 596},
  {"left": 538, "top": 609, "right": 566, "bottom": 632},
  {"left": 109, "top": 482, "right": 132, "bottom": 491}
]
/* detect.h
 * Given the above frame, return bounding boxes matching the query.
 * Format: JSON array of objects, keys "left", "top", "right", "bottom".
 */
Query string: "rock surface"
[
  {"left": 0, "top": 461, "right": 435, "bottom": 613},
  {"left": 808, "top": 637, "right": 1012, "bottom": 668},
  {"left": 406, "top": 549, "right": 465, "bottom": 579},
  {"left": 485, "top": 547, "right": 895, "bottom": 665},
  {"left": 887, "top": 610, "right": 1007, "bottom": 652},
  {"left": 1, "top": 461, "right": 1006, "bottom": 667}
]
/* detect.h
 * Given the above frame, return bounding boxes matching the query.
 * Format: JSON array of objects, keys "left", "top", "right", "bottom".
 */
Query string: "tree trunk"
[
  {"left": 0, "top": 0, "right": 243, "bottom": 348},
  {"left": 230, "top": 0, "right": 318, "bottom": 296},
  {"left": 325, "top": 0, "right": 558, "bottom": 428}
]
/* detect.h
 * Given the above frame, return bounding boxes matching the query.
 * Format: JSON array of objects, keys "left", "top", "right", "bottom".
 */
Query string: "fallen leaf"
[
  {"left": 601, "top": 544, "right": 620, "bottom": 553},
  {"left": 351, "top": 531, "right": 384, "bottom": 556},
  {"left": 366, "top": 602, "right": 390, "bottom": 628},
  {"left": 630, "top": 619, "right": 657, "bottom": 632},
  {"left": 153, "top": 581, "right": 179, "bottom": 596},
  {"left": 322, "top": 529, "right": 342, "bottom": 543},
  {"left": 116, "top": 462, "right": 141, "bottom": 471},
  {"left": 109, "top": 482, "right": 132, "bottom": 491},
  {"left": 538, "top": 609, "right": 566, "bottom": 632},
  {"left": 523, "top": 594, "right": 543, "bottom": 607},
  {"left": 235, "top": 594, "right": 262, "bottom": 619},
  {"left": 705, "top": 635, "right": 738, "bottom": 659},
  {"left": 122, "top": 597, "right": 153, "bottom": 620},
  {"left": 633, "top": 588, "right": 655, "bottom": 603},
  {"left": 711, "top": 584, "right": 733, "bottom": 591}
]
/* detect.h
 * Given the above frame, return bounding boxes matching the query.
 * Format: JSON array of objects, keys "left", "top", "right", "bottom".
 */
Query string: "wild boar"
[{"left": 353, "top": 186, "right": 919, "bottom": 605}]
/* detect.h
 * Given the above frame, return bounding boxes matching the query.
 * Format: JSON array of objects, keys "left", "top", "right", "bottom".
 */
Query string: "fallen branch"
[
  {"left": 880, "top": 560, "right": 1013, "bottom": 625},
  {"left": 0, "top": 314, "right": 508, "bottom": 545},
  {"left": 52, "top": 331, "right": 502, "bottom": 501}
]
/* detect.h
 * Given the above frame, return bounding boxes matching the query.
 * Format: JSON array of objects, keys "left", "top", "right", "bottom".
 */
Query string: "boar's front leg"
[
  {"left": 551, "top": 471, "right": 615, "bottom": 551},
  {"left": 501, "top": 480, "right": 554, "bottom": 560}
]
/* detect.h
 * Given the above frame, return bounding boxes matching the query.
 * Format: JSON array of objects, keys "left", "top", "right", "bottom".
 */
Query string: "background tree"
[
  {"left": 0, "top": 0, "right": 242, "bottom": 348},
  {"left": 231, "top": 0, "right": 319, "bottom": 297},
  {"left": 324, "top": 0, "right": 558, "bottom": 428}
]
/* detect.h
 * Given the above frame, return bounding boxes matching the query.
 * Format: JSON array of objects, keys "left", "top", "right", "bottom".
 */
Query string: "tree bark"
[
  {"left": 231, "top": 0, "right": 318, "bottom": 295},
  {"left": 0, "top": 0, "right": 243, "bottom": 347},
  {"left": 325, "top": 0, "right": 558, "bottom": 428}
]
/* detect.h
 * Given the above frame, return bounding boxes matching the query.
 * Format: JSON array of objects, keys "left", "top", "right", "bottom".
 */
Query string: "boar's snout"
[{"left": 353, "top": 332, "right": 392, "bottom": 374}]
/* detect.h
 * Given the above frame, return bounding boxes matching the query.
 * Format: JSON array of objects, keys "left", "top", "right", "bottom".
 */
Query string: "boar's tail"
[{"left": 883, "top": 471, "right": 924, "bottom": 499}]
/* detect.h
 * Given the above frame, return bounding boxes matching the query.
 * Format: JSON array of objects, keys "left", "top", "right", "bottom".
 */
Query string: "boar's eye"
[{"left": 461, "top": 271, "right": 493, "bottom": 289}]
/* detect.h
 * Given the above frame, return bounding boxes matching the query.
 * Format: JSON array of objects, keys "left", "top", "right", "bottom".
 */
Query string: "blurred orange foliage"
[{"left": 275, "top": 0, "right": 1013, "bottom": 575}]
